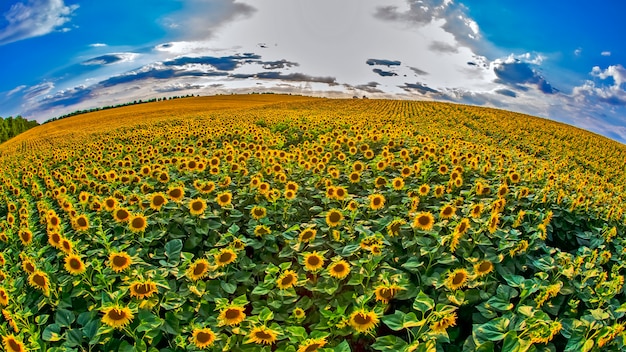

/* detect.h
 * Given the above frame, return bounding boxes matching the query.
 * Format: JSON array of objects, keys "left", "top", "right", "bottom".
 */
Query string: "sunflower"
[
  {"left": 434, "top": 185, "right": 445, "bottom": 198},
  {"left": 250, "top": 206, "right": 267, "bottom": 220},
  {"left": 348, "top": 309, "right": 379, "bottom": 333},
  {"left": 73, "top": 214, "right": 90, "bottom": 231},
  {"left": 48, "top": 231, "right": 62, "bottom": 248},
  {"left": 455, "top": 218, "right": 471, "bottom": 235},
  {"left": 215, "top": 248, "right": 237, "bottom": 267},
  {"left": 299, "top": 228, "right": 317, "bottom": 243},
  {"left": 129, "top": 280, "right": 158, "bottom": 299},
  {"left": 303, "top": 252, "right": 325, "bottom": 272},
  {"left": 2, "top": 334, "right": 26, "bottom": 352},
  {"left": 109, "top": 252, "right": 132, "bottom": 272},
  {"left": 128, "top": 214, "right": 148, "bottom": 233},
  {"left": 374, "top": 284, "right": 403, "bottom": 304},
  {"left": 430, "top": 312, "right": 457, "bottom": 333},
  {"left": 325, "top": 209, "right": 343, "bottom": 227},
  {"left": 334, "top": 186, "right": 348, "bottom": 200},
  {"left": 328, "top": 260, "right": 351, "bottom": 279},
  {"left": 148, "top": 193, "right": 168, "bottom": 211},
  {"left": 348, "top": 171, "right": 360, "bottom": 183},
  {"left": 22, "top": 258, "right": 35, "bottom": 274},
  {"left": 297, "top": 337, "right": 327, "bottom": 352},
  {"left": 216, "top": 191, "right": 233, "bottom": 207},
  {"left": 167, "top": 186, "right": 185, "bottom": 202},
  {"left": 254, "top": 225, "right": 271, "bottom": 237},
  {"left": 346, "top": 200, "right": 359, "bottom": 212},
  {"left": 103, "top": 197, "right": 117, "bottom": 211},
  {"left": 18, "top": 229, "right": 32, "bottom": 246},
  {"left": 189, "top": 198, "right": 207, "bottom": 216},
  {"left": 277, "top": 270, "right": 298, "bottom": 289},
  {"left": 247, "top": 325, "right": 279, "bottom": 345},
  {"left": 386, "top": 219, "right": 406, "bottom": 237},
  {"left": 374, "top": 176, "right": 387, "bottom": 188},
  {"left": 285, "top": 189, "right": 297, "bottom": 200},
  {"left": 0, "top": 253, "right": 4, "bottom": 266},
  {"left": 101, "top": 305, "right": 134, "bottom": 329},
  {"left": 192, "top": 327, "right": 217, "bottom": 348},
  {"left": 187, "top": 259, "right": 211, "bottom": 281},
  {"left": 60, "top": 238, "right": 74, "bottom": 254},
  {"left": 47, "top": 213, "right": 61, "bottom": 229},
  {"left": 418, "top": 184, "right": 430, "bottom": 196},
  {"left": 369, "top": 194, "right": 386, "bottom": 210},
  {"left": 392, "top": 177, "right": 405, "bottom": 190},
  {"left": 445, "top": 268, "right": 468, "bottom": 290},
  {"left": 0, "top": 288, "right": 8, "bottom": 306},
  {"left": 285, "top": 181, "right": 299, "bottom": 192},
  {"left": 488, "top": 213, "right": 499, "bottom": 234},
  {"left": 439, "top": 205, "right": 456, "bottom": 219},
  {"left": 217, "top": 305, "right": 246, "bottom": 326},
  {"left": 29, "top": 270, "right": 50, "bottom": 294},
  {"left": 474, "top": 260, "right": 494, "bottom": 277},
  {"left": 113, "top": 208, "right": 131, "bottom": 223},
  {"left": 292, "top": 307, "right": 306, "bottom": 320},
  {"left": 199, "top": 181, "right": 216, "bottom": 194},
  {"left": 470, "top": 203, "right": 484, "bottom": 218},
  {"left": 413, "top": 212, "right": 435, "bottom": 231},
  {"left": 64, "top": 254, "right": 86, "bottom": 275}
]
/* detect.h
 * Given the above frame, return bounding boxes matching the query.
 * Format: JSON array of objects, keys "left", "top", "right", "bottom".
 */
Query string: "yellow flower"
[
  {"left": 215, "top": 248, "right": 237, "bottom": 267},
  {"left": 299, "top": 228, "right": 317, "bottom": 243},
  {"left": 386, "top": 219, "right": 406, "bottom": 237},
  {"left": 29, "top": 270, "right": 51, "bottom": 295},
  {"left": 418, "top": 184, "right": 430, "bottom": 196},
  {"left": 470, "top": 203, "right": 484, "bottom": 218},
  {"left": 303, "top": 252, "right": 325, "bottom": 272},
  {"left": 292, "top": 307, "right": 306, "bottom": 319},
  {"left": 2, "top": 334, "right": 26, "bottom": 352},
  {"left": 18, "top": 229, "right": 32, "bottom": 246},
  {"left": 128, "top": 214, "right": 148, "bottom": 232},
  {"left": 109, "top": 252, "right": 132, "bottom": 272},
  {"left": 474, "top": 260, "right": 494, "bottom": 277},
  {"left": 64, "top": 254, "right": 86, "bottom": 275},
  {"left": 246, "top": 325, "right": 279, "bottom": 345},
  {"left": 254, "top": 225, "right": 271, "bottom": 237},
  {"left": 439, "top": 204, "right": 456, "bottom": 219},
  {"left": 73, "top": 214, "right": 90, "bottom": 231},
  {"left": 328, "top": 260, "right": 351, "bottom": 279},
  {"left": 430, "top": 312, "right": 457, "bottom": 333},
  {"left": 101, "top": 305, "right": 134, "bottom": 329},
  {"left": 191, "top": 327, "right": 217, "bottom": 348},
  {"left": 250, "top": 206, "right": 267, "bottom": 220},
  {"left": 167, "top": 186, "right": 185, "bottom": 202},
  {"left": 325, "top": 209, "right": 343, "bottom": 227},
  {"left": 189, "top": 198, "right": 207, "bottom": 216},
  {"left": 369, "top": 194, "right": 386, "bottom": 210},
  {"left": 297, "top": 337, "right": 327, "bottom": 352},
  {"left": 0, "top": 288, "right": 8, "bottom": 306},
  {"left": 392, "top": 177, "right": 405, "bottom": 190},
  {"left": 113, "top": 207, "right": 131, "bottom": 223},
  {"left": 445, "top": 269, "right": 468, "bottom": 290},
  {"left": 413, "top": 212, "right": 435, "bottom": 231},
  {"left": 217, "top": 305, "right": 246, "bottom": 326},
  {"left": 216, "top": 191, "right": 233, "bottom": 207},
  {"left": 374, "top": 284, "right": 403, "bottom": 304},
  {"left": 277, "top": 270, "right": 298, "bottom": 289},
  {"left": 129, "top": 280, "right": 158, "bottom": 299},
  {"left": 348, "top": 309, "right": 379, "bottom": 333},
  {"left": 187, "top": 259, "right": 210, "bottom": 280}
]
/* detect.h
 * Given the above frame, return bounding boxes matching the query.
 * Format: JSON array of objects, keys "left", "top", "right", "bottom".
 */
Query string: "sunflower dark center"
[
  {"left": 197, "top": 331, "right": 212, "bottom": 343},
  {"left": 301, "top": 231, "right": 314, "bottom": 241},
  {"left": 70, "top": 258, "right": 82, "bottom": 270},
  {"left": 77, "top": 217, "right": 88, "bottom": 227},
  {"left": 8, "top": 338, "right": 22, "bottom": 352},
  {"left": 220, "top": 195, "right": 229, "bottom": 203},
  {"left": 153, "top": 196, "right": 165, "bottom": 206},
  {"left": 281, "top": 275, "right": 295, "bottom": 286},
  {"left": 192, "top": 201, "right": 203, "bottom": 211},
  {"left": 304, "top": 343, "right": 322, "bottom": 352},
  {"left": 255, "top": 330, "right": 273, "bottom": 339},
  {"left": 193, "top": 263, "right": 207, "bottom": 275},
  {"left": 33, "top": 274, "right": 46, "bottom": 287},
  {"left": 333, "top": 264, "right": 346, "bottom": 273},
  {"left": 108, "top": 308, "right": 126, "bottom": 320},
  {"left": 113, "top": 256, "right": 128, "bottom": 267},
  {"left": 307, "top": 256, "right": 321, "bottom": 266},
  {"left": 328, "top": 212, "right": 341, "bottom": 223},
  {"left": 225, "top": 308, "right": 241, "bottom": 320},
  {"left": 132, "top": 217, "right": 145, "bottom": 229},
  {"left": 25, "top": 263, "right": 35, "bottom": 272},
  {"left": 135, "top": 283, "right": 151, "bottom": 294},
  {"left": 219, "top": 253, "right": 233, "bottom": 263},
  {"left": 170, "top": 189, "right": 182, "bottom": 198},
  {"left": 50, "top": 217, "right": 59, "bottom": 226},
  {"left": 478, "top": 262, "right": 492, "bottom": 273},
  {"left": 418, "top": 216, "right": 430, "bottom": 226},
  {"left": 353, "top": 313, "right": 372, "bottom": 325},
  {"left": 452, "top": 273, "right": 466, "bottom": 285}
]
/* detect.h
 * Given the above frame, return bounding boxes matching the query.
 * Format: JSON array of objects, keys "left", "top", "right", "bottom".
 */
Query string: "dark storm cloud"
[
  {"left": 495, "top": 89, "right": 517, "bottom": 98},
  {"left": 493, "top": 60, "right": 556, "bottom": 94},
  {"left": 366, "top": 58, "right": 401, "bottom": 66},
  {"left": 253, "top": 72, "right": 337, "bottom": 85},
  {"left": 373, "top": 68, "right": 397, "bottom": 77},
  {"left": 400, "top": 82, "right": 439, "bottom": 94},
  {"left": 409, "top": 66, "right": 428, "bottom": 75},
  {"left": 154, "top": 82, "right": 203, "bottom": 93},
  {"left": 35, "top": 85, "right": 93, "bottom": 110},
  {"left": 163, "top": 53, "right": 261, "bottom": 71},
  {"left": 260, "top": 59, "right": 299, "bottom": 69},
  {"left": 428, "top": 41, "right": 458, "bottom": 54},
  {"left": 81, "top": 54, "right": 130, "bottom": 66},
  {"left": 345, "top": 82, "right": 384, "bottom": 93},
  {"left": 23, "top": 82, "right": 54, "bottom": 99},
  {"left": 99, "top": 67, "right": 228, "bottom": 87}
]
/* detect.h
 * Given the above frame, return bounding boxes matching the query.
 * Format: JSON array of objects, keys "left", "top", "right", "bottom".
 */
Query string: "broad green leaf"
[
  {"left": 413, "top": 291, "right": 435, "bottom": 314},
  {"left": 165, "top": 239, "right": 183, "bottom": 266}
]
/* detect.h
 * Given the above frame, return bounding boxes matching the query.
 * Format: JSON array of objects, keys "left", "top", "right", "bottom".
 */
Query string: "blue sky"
[{"left": 1, "top": 0, "right": 626, "bottom": 143}]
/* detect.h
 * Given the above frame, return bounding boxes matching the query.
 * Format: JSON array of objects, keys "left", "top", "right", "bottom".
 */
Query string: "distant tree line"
[
  {"left": 43, "top": 94, "right": 198, "bottom": 124},
  {"left": 0, "top": 115, "right": 39, "bottom": 143}
]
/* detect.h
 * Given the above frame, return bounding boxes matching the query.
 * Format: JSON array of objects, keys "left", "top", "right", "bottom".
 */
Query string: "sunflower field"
[{"left": 1, "top": 95, "right": 626, "bottom": 351}]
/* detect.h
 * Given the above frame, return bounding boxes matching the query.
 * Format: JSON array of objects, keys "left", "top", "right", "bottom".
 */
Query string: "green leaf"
[
  {"left": 55, "top": 309, "right": 75, "bottom": 328},
  {"left": 371, "top": 335, "right": 409, "bottom": 351},
  {"left": 333, "top": 340, "right": 351, "bottom": 352},
  {"left": 42, "top": 323, "right": 62, "bottom": 342},
  {"left": 413, "top": 291, "right": 435, "bottom": 314},
  {"left": 82, "top": 320, "right": 100, "bottom": 340},
  {"left": 382, "top": 310, "right": 405, "bottom": 331},
  {"left": 66, "top": 329, "right": 83, "bottom": 347},
  {"left": 221, "top": 281, "right": 237, "bottom": 294},
  {"left": 259, "top": 307, "right": 274, "bottom": 322},
  {"left": 164, "top": 239, "right": 183, "bottom": 266},
  {"left": 474, "top": 317, "right": 510, "bottom": 343}
]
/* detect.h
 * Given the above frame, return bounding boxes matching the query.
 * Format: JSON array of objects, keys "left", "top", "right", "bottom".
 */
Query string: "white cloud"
[
  {"left": 0, "top": 0, "right": 79, "bottom": 46},
  {"left": 573, "top": 65, "right": 626, "bottom": 106},
  {"left": 591, "top": 65, "right": 626, "bottom": 86},
  {"left": 601, "top": 51, "right": 611, "bottom": 56},
  {"left": 574, "top": 47, "right": 582, "bottom": 56},
  {"left": 7, "top": 85, "right": 27, "bottom": 96},
  {"left": 89, "top": 43, "right": 107, "bottom": 48}
]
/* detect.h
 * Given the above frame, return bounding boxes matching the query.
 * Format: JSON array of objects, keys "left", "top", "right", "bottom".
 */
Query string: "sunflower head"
[
  {"left": 149, "top": 193, "right": 168, "bottom": 210},
  {"left": 189, "top": 198, "right": 207, "bottom": 216},
  {"left": 2, "top": 334, "right": 26, "bottom": 352},
  {"left": 303, "top": 252, "right": 325, "bottom": 272},
  {"left": 325, "top": 209, "right": 343, "bottom": 227},
  {"left": 246, "top": 326, "right": 279, "bottom": 345},
  {"left": 216, "top": 191, "right": 233, "bottom": 207},
  {"left": 474, "top": 261, "right": 494, "bottom": 277},
  {"left": 101, "top": 305, "right": 134, "bottom": 329},
  {"left": 299, "top": 228, "right": 317, "bottom": 243},
  {"left": 445, "top": 268, "right": 469, "bottom": 290},
  {"left": 64, "top": 254, "right": 86, "bottom": 275},
  {"left": 348, "top": 309, "right": 379, "bottom": 334},
  {"left": 218, "top": 305, "right": 246, "bottom": 326},
  {"left": 215, "top": 249, "right": 237, "bottom": 267},
  {"left": 109, "top": 252, "right": 132, "bottom": 272},
  {"left": 129, "top": 280, "right": 158, "bottom": 299},
  {"left": 328, "top": 260, "right": 351, "bottom": 279},
  {"left": 28, "top": 270, "right": 50, "bottom": 295},
  {"left": 250, "top": 206, "right": 267, "bottom": 220},
  {"left": 128, "top": 214, "right": 148, "bottom": 233},
  {"left": 187, "top": 259, "right": 211, "bottom": 281},
  {"left": 413, "top": 212, "right": 435, "bottom": 231},
  {"left": 191, "top": 327, "right": 217, "bottom": 348},
  {"left": 277, "top": 270, "right": 298, "bottom": 290},
  {"left": 369, "top": 194, "right": 386, "bottom": 210}
]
